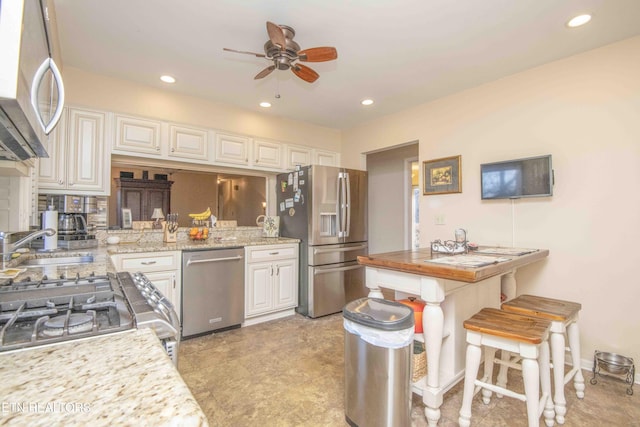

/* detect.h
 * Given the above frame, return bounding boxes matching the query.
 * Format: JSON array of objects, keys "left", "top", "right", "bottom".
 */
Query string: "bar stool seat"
[
  {"left": 459, "top": 308, "right": 555, "bottom": 427},
  {"left": 499, "top": 294, "right": 584, "bottom": 424}
]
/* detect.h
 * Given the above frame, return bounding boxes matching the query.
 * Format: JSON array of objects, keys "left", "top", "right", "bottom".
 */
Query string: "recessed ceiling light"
[
  {"left": 361, "top": 99, "right": 374, "bottom": 106},
  {"left": 567, "top": 14, "right": 592, "bottom": 28},
  {"left": 259, "top": 102, "right": 272, "bottom": 108},
  {"left": 160, "top": 75, "right": 176, "bottom": 83}
]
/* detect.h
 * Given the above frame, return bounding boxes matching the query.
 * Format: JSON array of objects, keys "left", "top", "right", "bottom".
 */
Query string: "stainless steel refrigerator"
[{"left": 276, "top": 165, "right": 368, "bottom": 318}]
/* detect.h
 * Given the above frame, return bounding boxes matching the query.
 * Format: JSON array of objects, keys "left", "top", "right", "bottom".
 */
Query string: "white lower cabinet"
[
  {"left": 245, "top": 243, "right": 298, "bottom": 324},
  {"left": 110, "top": 251, "right": 182, "bottom": 322}
]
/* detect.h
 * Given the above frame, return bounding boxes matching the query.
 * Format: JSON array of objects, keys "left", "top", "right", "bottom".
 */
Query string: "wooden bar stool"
[
  {"left": 458, "top": 308, "right": 555, "bottom": 427},
  {"left": 499, "top": 294, "right": 584, "bottom": 424}
]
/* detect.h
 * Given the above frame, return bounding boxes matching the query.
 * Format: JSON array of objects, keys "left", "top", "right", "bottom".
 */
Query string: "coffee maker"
[{"left": 36, "top": 195, "right": 99, "bottom": 249}]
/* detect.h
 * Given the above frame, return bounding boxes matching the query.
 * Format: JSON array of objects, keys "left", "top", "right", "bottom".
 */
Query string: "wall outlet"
[{"left": 435, "top": 215, "right": 446, "bottom": 225}]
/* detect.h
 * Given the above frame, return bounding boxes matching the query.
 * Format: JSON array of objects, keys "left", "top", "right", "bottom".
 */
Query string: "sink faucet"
[{"left": 0, "top": 229, "right": 57, "bottom": 267}]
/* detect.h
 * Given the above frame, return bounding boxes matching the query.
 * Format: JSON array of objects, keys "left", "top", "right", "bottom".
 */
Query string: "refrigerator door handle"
[
  {"left": 337, "top": 172, "right": 349, "bottom": 238},
  {"left": 312, "top": 244, "right": 368, "bottom": 255},
  {"left": 344, "top": 172, "right": 351, "bottom": 238},
  {"left": 336, "top": 173, "right": 344, "bottom": 237}
]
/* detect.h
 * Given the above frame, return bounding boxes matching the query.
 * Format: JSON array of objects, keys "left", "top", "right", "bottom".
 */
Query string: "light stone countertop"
[
  {"left": 0, "top": 328, "right": 208, "bottom": 427},
  {"left": 2, "top": 230, "right": 298, "bottom": 284}
]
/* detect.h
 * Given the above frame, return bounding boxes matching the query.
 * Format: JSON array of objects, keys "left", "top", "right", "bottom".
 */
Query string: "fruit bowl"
[{"left": 188, "top": 226, "right": 209, "bottom": 241}]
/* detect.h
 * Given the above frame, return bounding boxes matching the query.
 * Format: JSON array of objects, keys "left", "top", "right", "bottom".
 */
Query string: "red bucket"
[{"left": 398, "top": 297, "right": 425, "bottom": 333}]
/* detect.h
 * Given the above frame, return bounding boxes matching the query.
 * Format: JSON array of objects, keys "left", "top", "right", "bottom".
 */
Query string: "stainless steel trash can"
[{"left": 344, "top": 297, "right": 415, "bottom": 427}]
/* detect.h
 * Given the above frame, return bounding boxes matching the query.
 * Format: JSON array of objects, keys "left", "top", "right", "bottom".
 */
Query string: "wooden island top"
[{"left": 357, "top": 246, "right": 549, "bottom": 283}]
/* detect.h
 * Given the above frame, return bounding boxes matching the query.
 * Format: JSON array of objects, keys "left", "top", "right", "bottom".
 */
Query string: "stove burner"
[{"left": 42, "top": 312, "right": 94, "bottom": 337}]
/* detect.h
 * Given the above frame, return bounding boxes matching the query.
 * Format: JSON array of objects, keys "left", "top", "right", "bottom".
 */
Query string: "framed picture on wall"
[{"left": 423, "top": 155, "right": 462, "bottom": 195}]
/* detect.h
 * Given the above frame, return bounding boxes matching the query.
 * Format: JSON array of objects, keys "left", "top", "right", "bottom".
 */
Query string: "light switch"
[{"left": 435, "top": 214, "right": 446, "bottom": 225}]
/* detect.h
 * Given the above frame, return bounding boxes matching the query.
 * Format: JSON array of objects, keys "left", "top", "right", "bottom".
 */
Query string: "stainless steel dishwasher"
[{"left": 181, "top": 247, "right": 244, "bottom": 338}]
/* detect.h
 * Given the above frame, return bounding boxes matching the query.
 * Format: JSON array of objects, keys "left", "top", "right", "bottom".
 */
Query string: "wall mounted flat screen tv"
[{"left": 481, "top": 155, "right": 553, "bottom": 200}]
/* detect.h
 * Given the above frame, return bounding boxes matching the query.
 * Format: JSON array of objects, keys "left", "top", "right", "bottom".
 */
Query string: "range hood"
[{"left": 0, "top": 0, "right": 65, "bottom": 162}]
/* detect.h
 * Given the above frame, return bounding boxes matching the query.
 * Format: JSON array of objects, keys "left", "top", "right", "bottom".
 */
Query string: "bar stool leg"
[
  {"left": 550, "top": 330, "right": 567, "bottom": 423},
  {"left": 540, "top": 340, "right": 556, "bottom": 427},
  {"left": 459, "top": 342, "right": 482, "bottom": 427},
  {"left": 496, "top": 350, "right": 511, "bottom": 395},
  {"left": 481, "top": 347, "right": 497, "bottom": 404},
  {"left": 522, "top": 357, "right": 541, "bottom": 427},
  {"left": 567, "top": 322, "right": 585, "bottom": 398}
]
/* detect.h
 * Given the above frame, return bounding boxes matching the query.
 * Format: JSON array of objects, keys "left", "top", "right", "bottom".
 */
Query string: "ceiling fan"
[{"left": 223, "top": 21, "right": 337, "bottom": 83}]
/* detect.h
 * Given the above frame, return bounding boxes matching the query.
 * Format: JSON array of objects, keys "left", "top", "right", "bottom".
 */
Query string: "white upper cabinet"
[
  {"left": 215, "top": 133, "right": 251, "bottom": 166},
  {"left": 285, "top": 144, "right": 312, "bottom": 169},
  {"left": 37, "top": 111, "right": 67, "bottom": 189},
  {"left": 168, "top": 124, "right": 210, "bottom": 161},
  {"left": 313, "top": 149, "right": 340, "bottom": 167},
  {"left": 38, "top": 107, "right": 111, "bottom": 195},
  {"left": 253, "top": 139, "right": 283, "bottom": 169},
  {"left": 113, "top": 114, "right": 162, "bottom": 156}
]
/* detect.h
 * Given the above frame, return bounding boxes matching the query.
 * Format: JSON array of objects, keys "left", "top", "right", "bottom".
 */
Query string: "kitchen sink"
[{"left": 22, "top": 255, "right": 94, "bottom": 267}]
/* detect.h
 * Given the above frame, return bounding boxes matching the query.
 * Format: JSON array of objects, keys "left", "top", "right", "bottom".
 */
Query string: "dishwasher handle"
[{"left": 186, "top": 255, "right": 243, "bottom": 267}]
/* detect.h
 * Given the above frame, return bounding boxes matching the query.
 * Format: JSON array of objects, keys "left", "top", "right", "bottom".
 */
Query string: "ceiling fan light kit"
[{"left": 224, "top": 21, "right": 337, "bottom": 83}]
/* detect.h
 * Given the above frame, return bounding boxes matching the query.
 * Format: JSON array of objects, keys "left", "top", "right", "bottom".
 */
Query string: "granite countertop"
[
  {"left": 1, "top": 229, "right": 299, "bottom": 284},
  {"left": 0, "top": 328, "right": 208, "bottom": 427}
]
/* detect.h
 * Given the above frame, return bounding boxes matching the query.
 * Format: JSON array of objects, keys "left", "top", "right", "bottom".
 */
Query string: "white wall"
[
  {"left": 342, "top": 36, "right": 640, "bottom": 373},
  {"left": 367, "top": 143, "right": 418, "bottom": 253},
  {"left": 63, "top": 67, "right": 342, "bottom": 152}
]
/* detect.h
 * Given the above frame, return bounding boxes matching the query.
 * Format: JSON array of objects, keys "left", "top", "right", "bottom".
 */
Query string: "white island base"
[{"left": 366, "top": 267, "right": 501, "bottom": 426}]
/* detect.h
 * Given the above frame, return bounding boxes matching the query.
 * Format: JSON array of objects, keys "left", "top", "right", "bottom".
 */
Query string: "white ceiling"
[{"left": 52, "top": 0, "right": 640, "bottom": 130}]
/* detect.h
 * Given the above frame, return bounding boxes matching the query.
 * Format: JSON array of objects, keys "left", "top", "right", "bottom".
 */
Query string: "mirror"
[{"left": 109, "top": 166, "right": 267, "bottom": 227}]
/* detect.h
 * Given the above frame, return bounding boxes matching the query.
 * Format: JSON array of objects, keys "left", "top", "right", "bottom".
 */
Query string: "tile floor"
[{"left": 178, "top": 313, "right": 639, "bottom": 427}]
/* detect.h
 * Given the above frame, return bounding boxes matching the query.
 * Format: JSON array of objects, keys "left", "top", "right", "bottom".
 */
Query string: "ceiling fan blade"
[
  {"left": 254, "top": 65, "right": 276, "bottom": 80},
  {"left": 298, "top": 47, "right": 338, "bottom": 62},
  {"left": 266, "top": 21, "right": 286, "bottom": 50},
  {"left": 223, "top": 47, "right": 266, "bottom": 58},
  {"left": 292, "top": 64, "right": 319, "bottom": 83}
]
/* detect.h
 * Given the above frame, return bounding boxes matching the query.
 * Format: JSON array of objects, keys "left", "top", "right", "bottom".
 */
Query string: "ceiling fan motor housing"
[{"left": 264, "top": 25, "right": 301, "bottom": 70}]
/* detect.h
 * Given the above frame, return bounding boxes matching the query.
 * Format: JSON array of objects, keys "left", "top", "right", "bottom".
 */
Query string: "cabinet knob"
[
  {"left": 171, "top": 147, "right": 175, "bottom": 152},
  {"left": 156, "top": 146, "right": 160, "bottom": 151},
  {"left": 68, "top": 182, "right": 74, "bottom": 186},
  {"left": 58, "top": 179, "right": 64, "bottom": 185}
]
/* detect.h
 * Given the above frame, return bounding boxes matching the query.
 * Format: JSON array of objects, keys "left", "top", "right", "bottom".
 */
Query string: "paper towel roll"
[{"left": 42, "top": 209, "right": 58, "bottom": 251}]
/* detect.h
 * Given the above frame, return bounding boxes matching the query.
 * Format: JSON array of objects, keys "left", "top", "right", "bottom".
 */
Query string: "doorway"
[{"left": 366, "top": 142, "right": 419, "bottom": 254}]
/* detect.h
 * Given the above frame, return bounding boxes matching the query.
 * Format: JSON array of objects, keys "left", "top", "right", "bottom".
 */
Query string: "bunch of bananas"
[{"left": 188, "top": 207, "right": 211, "bottom": 221}]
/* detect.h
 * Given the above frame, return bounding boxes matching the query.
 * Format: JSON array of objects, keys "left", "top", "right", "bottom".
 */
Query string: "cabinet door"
[
  {"left": 168, "top": 124, "right": 209, "bottom": 161},
  {"left": 37, "top": 109, "right": 67, "bottom": 190},
  {"left": 113, "top": 115, "right": 162, "bottom": 155},
  {"left": 274, "top": 259, "right": 297, "bottom": 309},
  {"left": 120, "top": 188, "right": 144, "bottom": 222},
  {"left": 285, "top": 145, "right": 312, "bottom": 169},
  {"left": 215, "top": 133, "right": 251, "bottom": 166},
  {"left": 66, "top": 108, "right": 108, "bottom": 192},
  {"left": 140, "top": 270, "right": 181, "bottom": 322},
  {"left": 246, "top": 262, "right": 274, "bottom": 317},
  {"left": 253, "top": 139, "right": 283, "bottom": 169},
  {"left": 146, "top": 187, "right": 170, "bottom": 221},
  {"left": 313, "top": 149, "right": 340, "bottom": 167}
]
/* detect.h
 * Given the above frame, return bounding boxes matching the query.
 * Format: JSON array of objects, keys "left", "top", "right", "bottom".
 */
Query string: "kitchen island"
[
  {"left": 357, "top": 247, "right": 548, "bottom": 426},
  {"left": 0, "top": 328, "right": 207, "bottom": 426}
]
